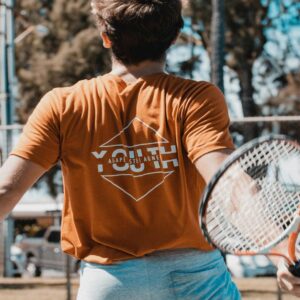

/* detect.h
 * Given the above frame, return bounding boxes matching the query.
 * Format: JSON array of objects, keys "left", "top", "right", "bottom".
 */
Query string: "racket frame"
[{"left": 199, "top": 134, "right": 300, "bottom": 263}]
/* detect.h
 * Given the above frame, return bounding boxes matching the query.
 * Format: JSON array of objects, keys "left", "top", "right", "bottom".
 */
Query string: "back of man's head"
[{"left": 91, "top": 0, "right": 184, "bottom": 65}]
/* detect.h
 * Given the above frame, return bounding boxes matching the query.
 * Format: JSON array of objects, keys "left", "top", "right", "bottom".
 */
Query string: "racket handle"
[{"left": 289, "top": 261, "right": 300, "bottom": 277}]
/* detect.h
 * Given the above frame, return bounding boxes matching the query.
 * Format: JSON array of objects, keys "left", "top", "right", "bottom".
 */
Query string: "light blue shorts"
[{"left": 77, "top": 249, "right": 241, "bottom": 300}]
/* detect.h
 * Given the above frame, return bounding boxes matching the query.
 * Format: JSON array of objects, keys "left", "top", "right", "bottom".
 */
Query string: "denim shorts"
[{"left": 77, "top": 249, "right": 241, "bottom": 300}]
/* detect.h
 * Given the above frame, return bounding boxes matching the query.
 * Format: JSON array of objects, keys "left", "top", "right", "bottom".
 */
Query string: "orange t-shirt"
[{"left": 11, "top": 73, "right": 234, "bottom": 264}]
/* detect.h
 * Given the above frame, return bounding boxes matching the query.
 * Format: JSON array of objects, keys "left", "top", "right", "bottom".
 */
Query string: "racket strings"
[{"left": 205, "top": 139, "right": 300, "bottom": 253}]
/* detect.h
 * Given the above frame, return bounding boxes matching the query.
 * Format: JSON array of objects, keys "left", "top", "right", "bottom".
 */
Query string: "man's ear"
[{"left": 100, "top": 32, "right": 112, "bottom": 49}]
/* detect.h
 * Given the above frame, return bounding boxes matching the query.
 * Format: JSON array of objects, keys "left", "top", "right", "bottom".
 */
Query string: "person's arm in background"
[
  {"left": 0, "top": 156, "right": 46, "bottom": 221},
  {"left": 275, "top": 256, "right": 300, "bottom": 297}
]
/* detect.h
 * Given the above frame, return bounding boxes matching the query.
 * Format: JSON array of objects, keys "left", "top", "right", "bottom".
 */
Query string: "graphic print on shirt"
[{"left": 91, "top": 117, "right": 179, "bottom": 201}]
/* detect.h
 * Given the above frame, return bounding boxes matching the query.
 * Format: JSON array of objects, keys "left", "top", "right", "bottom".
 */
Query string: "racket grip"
[{"left": 289, "top": 261, "right": 300, "bottom": 277}]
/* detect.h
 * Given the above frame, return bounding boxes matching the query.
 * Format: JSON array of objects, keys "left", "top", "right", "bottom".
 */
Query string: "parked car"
[
  {"left": 16, "top": 226, "right": 80, "bottom": 277},
  {"left": 226, "top": 254, "right": 277, "bottom": 278}
]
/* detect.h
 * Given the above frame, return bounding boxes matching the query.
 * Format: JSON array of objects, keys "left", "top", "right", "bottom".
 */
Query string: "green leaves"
[{"left": 15, "top": 0, "right": 110, "bottom": 123}]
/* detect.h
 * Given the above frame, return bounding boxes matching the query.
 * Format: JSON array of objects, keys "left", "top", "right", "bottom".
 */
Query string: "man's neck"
[{"left": 110, "top": 58, "right": 166, "bottom": 84}]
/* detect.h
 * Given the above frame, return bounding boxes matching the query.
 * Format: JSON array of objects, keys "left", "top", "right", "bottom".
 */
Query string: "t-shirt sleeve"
[
  {"left": 182, "top": 83, "right": 234, "bottom": 163},
  {"left": 10, "top": 90, "right": 61, "bottom": 170}
]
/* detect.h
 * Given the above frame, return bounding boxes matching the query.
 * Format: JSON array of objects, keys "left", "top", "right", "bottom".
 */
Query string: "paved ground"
[{"left": 0, "top": 277, "right": 298, "bottom": 300}]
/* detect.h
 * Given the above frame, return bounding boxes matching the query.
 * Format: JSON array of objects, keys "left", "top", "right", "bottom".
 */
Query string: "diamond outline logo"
[
  {"left": 92, "top": 117, "right": 178, "bottom": 202},
  {"left": 100, "top": 117, "right": 170, "bottom": 148},
  {"left": 102, "top": 171, "right": 174, "bottom": 202}
]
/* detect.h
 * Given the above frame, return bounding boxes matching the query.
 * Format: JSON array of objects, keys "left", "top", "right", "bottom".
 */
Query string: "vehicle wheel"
[{"left": 26, "top": 257, "right": 42, "bottom": 277}]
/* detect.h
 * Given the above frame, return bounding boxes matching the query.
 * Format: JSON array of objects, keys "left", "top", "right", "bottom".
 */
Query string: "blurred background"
[{"left": 0, "top": 0, "right": 299, "bottom": 299}]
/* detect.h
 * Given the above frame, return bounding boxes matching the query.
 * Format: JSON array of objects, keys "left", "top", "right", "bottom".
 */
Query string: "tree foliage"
[
  {"left": 265, "top": 72, "right": 300, "bottom": 117},
  {"left": 14, "top": 0, "right": 111, "bottom": 196},
  {"left": 183, "top": 0, "right": 300, "bottom": 140},
  {"left": 15, "top": 0, "right": 110, "bottom": 123},
  {"left": 189, "top": 0, "right": 269, "bottom": 119}
]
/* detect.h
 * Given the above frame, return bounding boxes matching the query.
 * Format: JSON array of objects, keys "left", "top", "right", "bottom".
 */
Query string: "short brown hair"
[{"left": 91, "top": 0, "right": 184, "bottom": 65}]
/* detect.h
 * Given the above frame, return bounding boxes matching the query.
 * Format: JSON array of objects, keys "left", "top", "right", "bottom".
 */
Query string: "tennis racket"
[{"left": 199, "top": 134, "right": 300, "bottom": 276}]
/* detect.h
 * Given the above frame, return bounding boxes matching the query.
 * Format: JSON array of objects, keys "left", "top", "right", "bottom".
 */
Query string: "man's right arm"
[{"left": 0, "top": 156, "right": 46, "bottom": 221}]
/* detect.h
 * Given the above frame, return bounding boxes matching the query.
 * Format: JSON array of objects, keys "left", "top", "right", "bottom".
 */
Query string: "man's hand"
[
  {"left": 277, "top": 259, "right": 300, "bottom": 297},
  {"left": 0, "top": 156, "right": 46, "bottom": 220}
]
